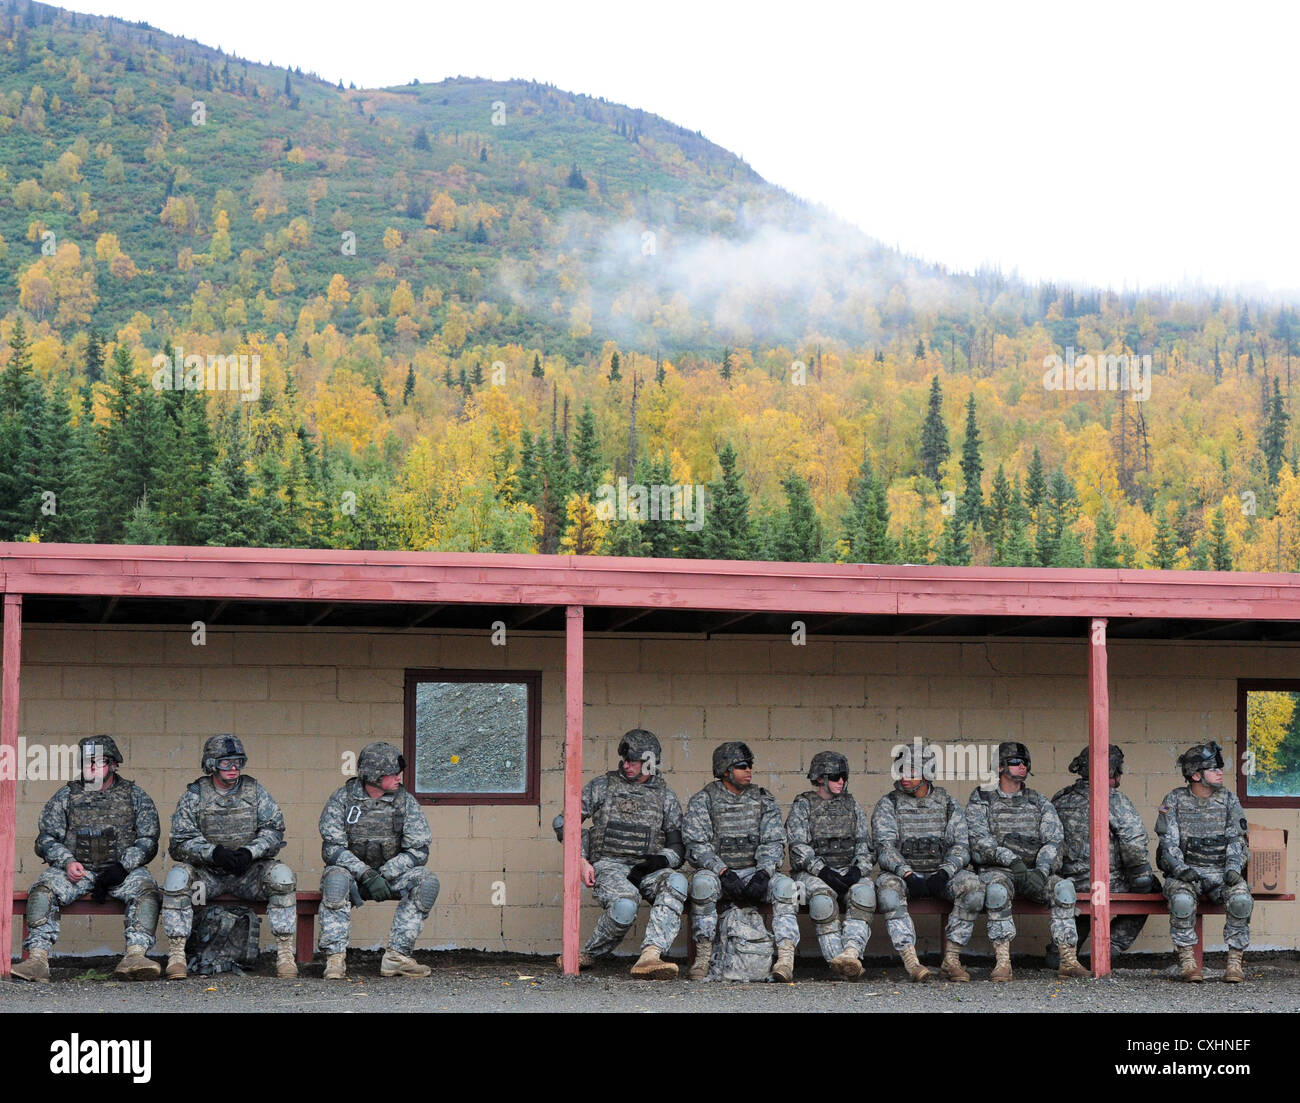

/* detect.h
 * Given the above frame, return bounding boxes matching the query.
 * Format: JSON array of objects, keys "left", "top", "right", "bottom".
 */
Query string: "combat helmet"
[
  {"left": 807, "top": 750, "right": 849, "bottom": 784},
  {"left": 358, "top": 741, "right": 405, "bottom": 786},
  {"left": 998, "top": 741, "right": 1032, "bottom": 775},
  {"left": 79, "top": 734, "right": 123, "bottom": 768},
  {"left": 618, "top": 729, "right": 662, "bottom": 771},
  {"left": 712, "top": 741, "right": 754, "bottom": 779},
  {"left": 201, "top": 734, "right": 246, "bottom": 775},
  {"left": 1068, "top": 745, "right": 1123, "bottom": 780},
  {"left": 1177, "top": 741, "right": 1224, "bottom": 784},
  {"left": 892, "top": 741, "right": 938, "bottom": 789}
]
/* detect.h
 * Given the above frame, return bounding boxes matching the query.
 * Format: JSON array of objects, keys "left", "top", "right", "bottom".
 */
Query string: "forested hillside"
[{"left": 2, "top": 0, "right": 1298, "bottom": 570}]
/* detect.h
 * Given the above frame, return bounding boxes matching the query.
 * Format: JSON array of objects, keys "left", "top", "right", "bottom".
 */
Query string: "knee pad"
[
  {"left": 415, "top": 871, "right": 440, "bottom": 913},
  {"left": 1226, "top": 892, "right": 1253, "bottom": 920},
  {"left": 959, "top": 886, "right": 986, "bottom": 912},
  {"left": 1169, "top": 892, "right": 1196, "bottom": 920},
  {"left": 877, "top": 887, "right": 901, "bottom": 913},
  {"left": 770, "top": 874, "right": 796, "bottom": 904},
  {"left": 162, "top": 864, "right": 192, "bottom": 895},
  {"left": 135, "top": 888, "right": 161, "bottom": 933},
  {"left": 265, "top": 862, "right": 296, "bottom": 894},
  {"left": 985, "top": 882, "right": 1009, "bottom": 910},
  {"left": 848, "top": 882, "right": 876, "bottom": 912},
  {"left": 1053, "top": 879, "right": 1077, "bottom": 906},
  {"left": 690, "top": 871, "right": 720, "bottom": 904},
  {"left": 26, "top": 885, "right": 55, "bottom": 927},
  {"left": 610, "top": 896, "right": 639, "bottom": 926},
  {"left": 808, "top": 889, "right": 837, "bottom": 922},
  {"left": 663, "top": 871, "right": 689, "bottom": 902},
  {"left": 321, "top": 866, "right": 353, "bottom": 909}
]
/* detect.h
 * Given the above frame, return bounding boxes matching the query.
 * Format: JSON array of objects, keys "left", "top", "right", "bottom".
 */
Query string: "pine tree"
[
  {"left": 402, "top": 364, "right": 416, "bottom": 405},
  {"left": 1151, "top": 508, "right": 1178, "bottom": 569},
  {"left": 703, "top": 442, "right": 755, "bottom": 560},
  {"left": 572, "top": 404, "right": 601, "bottom": 498},
  {"left": 896, "top": 525, "right": 932, "bottom": 565},
  {"left": 1024, "top": 447, "right": 1047, "bottom": 513},
  {"left": 919, "top": 375, "right": 950, "bottom": 482},
  {"left": 721, "top": 347, "right": 733, "bottom": 383},
  {"left": 655, "top": 355, "right": 665, "bottom": 386},
  {"left": 156, "top": 387, "right": 216, "bottom": 545},
  {"left": 532, "top": 353, "right": 544, "bottom": 379},
  {"left": 986, "top": 463, "right": 1012, "bottom": 549},
  {"left": 1209, "top": 507, "right": 1233, "bottom": 571},
  {"left": 1091, "top": 502, "right": 1120, "bottom": 568},
  {"left": 0, "top": 317, "right": 44, "bottom": 538},
  {"left": 1263, "top": 376, "right": 1289, "bottom": 486},
  {"left": 957, "top": 393, "right": 983, "bottom": 529},
  {"left": 937, "top": 514, "right": 971, "bottom": 566},
  {"left": 84, "top": 328, "right": 105, "bottom": 385},
  {"left": 842, "top": 452, "right": 894, "bottom": 564},
  {"left": 608, "top": 351, "right": 621, "bottom": 383},
  {"left": 771, "top": 473, "right": 823, "bottom": 562}
]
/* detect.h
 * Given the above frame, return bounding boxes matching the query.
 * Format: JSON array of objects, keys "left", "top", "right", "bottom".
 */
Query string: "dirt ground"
[{"left": 4, "top": 949, "right": 1299, "bottom": 1012}]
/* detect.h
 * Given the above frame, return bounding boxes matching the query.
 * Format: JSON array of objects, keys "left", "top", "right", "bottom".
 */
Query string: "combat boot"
[
  {"left": 554, "top": 951, "right": 595, "bottom": 970},
  {"left": 828, "top": 949, "right": 864, "bottom": 980},
  {"left": 940, "top": 943, "right": 970, "bottom": 982},
  {"left": 380, "top": 949, "right": 431, "bottom": 978},
  {"left": 629, "top": 944, "right": 678, "bottom": 979},
  {"left": 1056, "top": 943, "right": 1090, "bottom": 979},
  {"left": 323, "top": 952, "right": 347, "bottom": 980},
  {"left": 1177, "top": 945, "right": 1203, "bottom": 983},
  {"left": 113, "top": 945, "right": 161, "bottom": 981},
  {"left": 688, "top": 938, "right": 713, "bottom": 980},
  {"left": 275, "top": 935, "right": 298, "bottom": 979},
  {"left": 899, "top": 944, "right": 932, "bottom": 982},
  {"left": 164, "top": 935, "right": 188, "bottom": 980},
  {"left": 990, "top": 940, "right": 1013, "bottom": 982},
  {"left": 11, "top": 948, "right": 50, "bottom": 983},
  {"left": 770, "top": 940, "right": 796, "bottom": 982},
  {"left": 1223, "top": 947, "right": 1244, "bottom": 984}
]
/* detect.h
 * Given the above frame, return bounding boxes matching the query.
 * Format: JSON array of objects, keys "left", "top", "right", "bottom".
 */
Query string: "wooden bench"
[{"left": 12, "top": 891, "right": 322, "bottom": 966}]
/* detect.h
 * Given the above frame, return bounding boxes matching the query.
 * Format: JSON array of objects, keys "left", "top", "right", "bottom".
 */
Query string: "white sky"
[{"left": 73, "top": 0, "right": 1300, "bottom": 294}]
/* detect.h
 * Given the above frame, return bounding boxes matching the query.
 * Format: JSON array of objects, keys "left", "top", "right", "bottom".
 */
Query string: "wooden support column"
[
  {"left": 1088, "top": 616, "right": 1112, "bottom": 978},
  {"left": 0, "top": 594, "right": 21, "bottom": 977},
  {"left": 561, "top": 605, "right": 585, "bottom": 975}
]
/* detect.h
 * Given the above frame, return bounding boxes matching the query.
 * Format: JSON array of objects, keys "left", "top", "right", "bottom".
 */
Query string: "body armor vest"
[
  {"left": 706, "top": 781, "right": 764, "bottom": 868},
  {"left": 589, "top": 772, "right": 668, "bottom": 862},
  {"left": 982, "top": 787, "right": 1045, "bottom": 865},
  {"left": 1054, "top": 782, "right": 1123, "bottom": 878},
  {"left": 1177, "top": 792, "right": 1232, "bottom": 870},
  {"left": 66, "top": 778, "right": 137, "bottom": 869},
  {"left": 195, "top": 775, "right": 261, "bottom": 849},
  {"left": 344, "top": 785, "right": 407, "bottom": 868},
  {"left": 802, "top": 790, "right": 857, "bottom": 867},
  {"left": 889, "top": 787, "right": 950, "bottom": 872}
]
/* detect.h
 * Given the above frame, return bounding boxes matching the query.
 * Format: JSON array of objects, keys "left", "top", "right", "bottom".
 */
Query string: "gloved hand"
[
  {"left": 212, "top": 845, "right": 241, "bottom": 874},
  {"left": 926, "top": 869, "right": 951, "bottom": 897},
  {"left": 628, "top": 854, "right": 670, "bottom": 887},
  {"left": 818, "top": 867, "right": 848, "bottom": 894},
  {"left": 1224, "top": 869, "right": 1244, "bottom": 887},
  {"left": 720, "top": 869, "right": 746, "bottom": 900},
  {"left": 91, "top": 861, "right": 127, "bottom": 903},
  {"left": 904, "top": 872, "right": 930, "bottom": 898},
  {"left": 1022, "top": 869, "right": 1048, "bottom": 901},
  {"left": 360, "top": 868, "right": 392, "bottom": 902},
  {"left": 1174, "top": 868, "right": 1202, "bottom": 893},
  {"left": 1130, "top": 871, "right": 1161, "bottom": 895},
  {"left": 841, "top": 866, "right": 863, "bottom": 887},
  {"left": 1008, "top": 859, "right": 1031, "bottom": 895},
  {"left": 744, "top": 870, "right": 772, "bottom": 902},
  {"left": 228, "top": 848, "right": 254, "bottom": 876}
]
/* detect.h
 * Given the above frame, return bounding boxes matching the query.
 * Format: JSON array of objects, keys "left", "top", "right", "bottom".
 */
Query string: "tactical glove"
[
  {"left": 360, "top": 869, "right": 393, "bottom": 902},
  {"left": 841, "top": 866, "right": 863, "bottom": 887},
  {"left": 744, "top": 870, "right": 772, "bottom": 902},
  {"left": 1174, "top": 868, "right": 1202, "bottom": 892},
  {"left": 720, "top": 869, "right": 746, "bottom": 900},
  {"left": 91, "top": 861, "right": 127, "bottom": 903},
  {"left": 212, "top": 845, "right": 242, "bottom": 874},
  {"left": 904, "top": 872, "right": 930, "bottom": 898},
  {"left": 1130, "top": 871, "right": 1161, "bottom": 895},
  {"left": 628, "top": 854, "right": 670, "bottom": 887},
  {"left": 818, "top": 867, "right": 849, "bottom": 894},
  {"left": 1022, "top": 869, "right": 1048, "bottom": 901},
  {"left": 1008, "top": 859, "right": 1031, "bottom": 895},
  {"left": 228, "top": 847, "right": 254, "bottom": 876},
  {"left": 1224, "top": 869, "right": 1244, "bottom": 887},
  {"left": 925, "top": 869, "right": 951, "bottom": 897}
]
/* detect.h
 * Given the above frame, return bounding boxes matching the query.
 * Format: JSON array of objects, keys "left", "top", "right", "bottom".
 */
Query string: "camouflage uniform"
[
  {"left": 684, "top": 780, "right": 798, "bottom": 945},
  {"left": 1156, "top": 786, "right": 1252, "bottom": 951},
  {"left": 161, "top": 773, "right": 297, "bottom": 940},
  {"left": 1053, "top": 776, "right": 1156, "bottom": 951},
  {"left": 23, "top": 775, "right": 161, "bottom": 953},
  {"left": 966, "top": 784, "right": 1076, "bottom": 945},
  {"left": 318, "top": 776, "right": 437, "bottom": 955},
  {"left": 872, "top": 783, "right": 984, "bottom": 949},
  {"left": 786, "top": 789, "right": 874, "bottom": 960},
  {"left": 578, "top": 770, "right": 687, "bottom": 956}
]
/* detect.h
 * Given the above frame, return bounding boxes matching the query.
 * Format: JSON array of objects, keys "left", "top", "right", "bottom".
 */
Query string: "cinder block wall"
[{"left": 6, "top": 628, "right": 1299, "bottom": 959}]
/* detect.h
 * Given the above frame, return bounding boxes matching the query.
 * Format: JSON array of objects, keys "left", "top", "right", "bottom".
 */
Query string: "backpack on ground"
[
  {"left": 186, "top": 904, "right": 261, "bottom": 975},
  {"left": 708, "top": 904, "right": 774, "bottom": 982}
]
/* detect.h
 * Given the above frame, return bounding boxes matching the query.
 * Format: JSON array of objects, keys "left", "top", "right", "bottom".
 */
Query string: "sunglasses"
[
  {"left": 823, "top": 773, "right": 848, "bottom": 783},
  {"left": 1005, "top": 758, "right": 1028, "bottom": 768},
  {"left": 732, "top": 761, "right": 753, "bottom": 771}
]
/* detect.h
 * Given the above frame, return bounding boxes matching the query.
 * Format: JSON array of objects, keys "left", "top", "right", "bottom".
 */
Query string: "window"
[
  {"left": 1237, "top": 680, "right": 1300, "bottom": 808},
  {"left": 403, "top": 669, "right": 541, "bottom": 805}
]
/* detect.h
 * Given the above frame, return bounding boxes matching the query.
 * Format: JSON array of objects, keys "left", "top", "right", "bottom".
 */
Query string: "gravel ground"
[{"left": 4, "top": 949, "right": 1299, "bottom": 1012}]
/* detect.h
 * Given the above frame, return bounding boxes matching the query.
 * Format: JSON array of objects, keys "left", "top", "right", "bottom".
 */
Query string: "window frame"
[
  {"left": 402, "top": 668, "right": 541, "bottom": 806},
  {"left": 1236, "top": 678, "right": 1300, "bottom": 809}
]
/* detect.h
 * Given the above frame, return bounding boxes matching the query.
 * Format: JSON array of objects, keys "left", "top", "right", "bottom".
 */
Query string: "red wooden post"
[
  {"left": 561, "top": 605, "right": 585, "bottom": 975},
  {"left": 1088, "top": 616, "right": 1112, "bottom": 978},
  {"left": 0, "top": 594, "right": 22, "bottom": 976}
]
